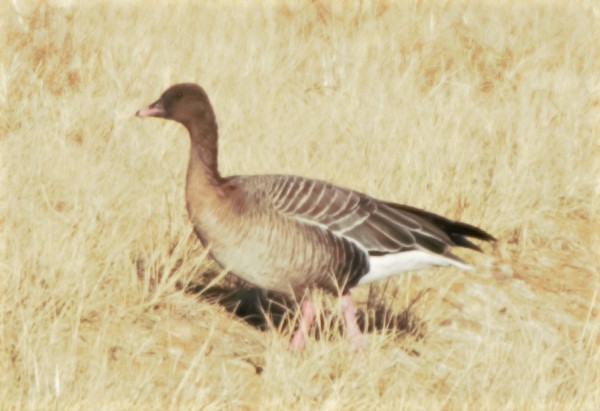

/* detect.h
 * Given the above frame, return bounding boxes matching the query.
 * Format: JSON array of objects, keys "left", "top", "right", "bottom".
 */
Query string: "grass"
[{"left": 2, "top": 0, "right": 599, "bottom": 409}]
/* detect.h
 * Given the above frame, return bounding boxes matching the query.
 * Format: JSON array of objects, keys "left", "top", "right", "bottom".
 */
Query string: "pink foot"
[
  {"left": 289, "top": 300, "right": 316, "bottom": 350},
  {"left": 342, "top": 293, "right": 366, "bottom": 350}
]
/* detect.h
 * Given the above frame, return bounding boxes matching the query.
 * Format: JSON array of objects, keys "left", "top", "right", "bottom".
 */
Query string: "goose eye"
[{"left": 175, "top": 91, "right": 183, "bottom": 98}]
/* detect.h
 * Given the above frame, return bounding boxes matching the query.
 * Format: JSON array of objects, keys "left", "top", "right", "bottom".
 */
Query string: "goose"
[{"left": 136, "top": 83, "right": 495, "bottom": 349}]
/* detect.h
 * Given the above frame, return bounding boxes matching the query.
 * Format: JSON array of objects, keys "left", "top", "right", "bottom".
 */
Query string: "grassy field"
[{"left": 2, "top": 0, "right": 599, "bottom": 409}]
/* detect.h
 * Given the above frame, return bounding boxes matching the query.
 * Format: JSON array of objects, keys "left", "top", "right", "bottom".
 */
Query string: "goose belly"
[{"left": 194, "top": 213, "right": 339, "bottom": 295}]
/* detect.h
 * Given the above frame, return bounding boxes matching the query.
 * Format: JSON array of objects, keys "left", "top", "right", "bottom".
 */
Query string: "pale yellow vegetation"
[{"left": 2, "top": 0, "right": 599, "bottom": 409}]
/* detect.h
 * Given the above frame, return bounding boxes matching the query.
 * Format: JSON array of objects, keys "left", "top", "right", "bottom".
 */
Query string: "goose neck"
[{"left": 187, "top": 123, "right": 221, "bottom": 186}]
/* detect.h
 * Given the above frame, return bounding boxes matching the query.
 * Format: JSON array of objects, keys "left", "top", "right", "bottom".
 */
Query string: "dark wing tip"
[
  {"left": 442, "top": 220, "right": 496, "bottom": 253},
  {"left": 449, "top": 221, "right": 497, "bottom": 243},
  {"left": 451, "top": 234, "right": 485, "bottom": 252},
  {"left": 384, "top": 202, "right": 496, "bottom": 252}
]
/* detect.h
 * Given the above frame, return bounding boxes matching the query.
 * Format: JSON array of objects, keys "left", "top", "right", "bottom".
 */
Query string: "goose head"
[{"left": 136, "top": 83, "right": 216, "bottom": 131}]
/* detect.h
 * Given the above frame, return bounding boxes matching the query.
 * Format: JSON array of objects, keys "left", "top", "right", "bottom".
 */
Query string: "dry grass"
[{"left": 2, "top": 0, "right": 600, "bottom": 409}]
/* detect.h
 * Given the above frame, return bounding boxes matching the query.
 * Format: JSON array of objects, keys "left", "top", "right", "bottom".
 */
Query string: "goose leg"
[
  {"left": 341, "top": 293, "right": 365, "bottom": 350},
  {"left": 290, "top": 300, "right": 316, "bottom": 349}
]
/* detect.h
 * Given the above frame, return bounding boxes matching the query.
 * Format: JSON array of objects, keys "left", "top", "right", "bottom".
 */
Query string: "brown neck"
[{"left": 185, "top": 121, "right": 221, "bottom": 187}]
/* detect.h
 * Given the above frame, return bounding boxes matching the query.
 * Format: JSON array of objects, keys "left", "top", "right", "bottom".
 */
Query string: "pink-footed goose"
[{"left": 136, "top": 83, "right": 495, "bottom": 349}]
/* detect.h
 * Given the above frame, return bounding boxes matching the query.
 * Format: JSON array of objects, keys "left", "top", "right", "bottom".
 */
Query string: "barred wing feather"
[{"left": 238, "top": 175, "right": 494, "bottom": 259}]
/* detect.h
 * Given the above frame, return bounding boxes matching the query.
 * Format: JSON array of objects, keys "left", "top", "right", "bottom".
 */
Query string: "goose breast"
[{"left": 187, "top": 178, "right": 369, "bottom": 296}]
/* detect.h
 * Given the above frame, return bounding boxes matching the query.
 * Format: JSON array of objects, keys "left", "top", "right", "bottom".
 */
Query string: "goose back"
[{"left": 234, "top": 174, "right": 492, "bottom": 257}]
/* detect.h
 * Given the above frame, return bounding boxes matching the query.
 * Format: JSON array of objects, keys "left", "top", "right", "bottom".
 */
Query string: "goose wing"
[{"left": 237, "top": 175, "right": 494, "bottom": 258}]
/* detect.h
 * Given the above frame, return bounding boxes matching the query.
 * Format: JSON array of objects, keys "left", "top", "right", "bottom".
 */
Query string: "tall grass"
[{"left": 2, "top": 0, "right": 599, "bottom": 409}]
